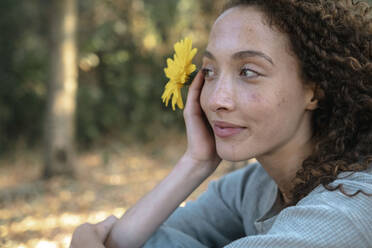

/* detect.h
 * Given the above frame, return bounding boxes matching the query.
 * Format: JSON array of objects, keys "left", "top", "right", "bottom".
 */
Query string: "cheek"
[
  {"left": 246, "top": 88, "right": 291, "bottom": 112},
  {"left": 246, "top": 92, "right": 262, "bottom": 103},
  {"left": 256, "top": 91, "right": 302, "bottom": 134},
  {"left": 239, "top": 90, "right": 266, "bottom": 108},
  {"left": 239, "top": 89, "right": 283, "bottom": 126}
]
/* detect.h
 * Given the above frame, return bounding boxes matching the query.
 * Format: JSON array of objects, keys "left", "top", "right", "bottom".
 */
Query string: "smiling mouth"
[{"left": 212, "top": 121, "right": 246, "bottom": 138}]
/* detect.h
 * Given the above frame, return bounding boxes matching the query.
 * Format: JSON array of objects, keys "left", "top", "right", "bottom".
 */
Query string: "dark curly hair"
[{"left": 224, "top": 0, "right": 372, "bottom": 205}]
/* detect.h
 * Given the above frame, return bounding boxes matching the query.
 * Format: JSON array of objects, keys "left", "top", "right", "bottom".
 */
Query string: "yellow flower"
[{"left": 161, "top": 37, "right": 197, "bottom": 110}]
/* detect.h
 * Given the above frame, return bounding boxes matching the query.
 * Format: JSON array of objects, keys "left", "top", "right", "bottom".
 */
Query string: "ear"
[{"left": 304, "top": 83, "right": 319, "bottom": 111}]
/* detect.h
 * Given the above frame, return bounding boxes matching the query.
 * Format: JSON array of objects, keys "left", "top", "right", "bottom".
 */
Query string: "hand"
[
  {"left": 70, "top": 215, "right": 118, "bottom": 248},
  {"left": 183, "top": 71, "right": 221, "bottom": 173}
]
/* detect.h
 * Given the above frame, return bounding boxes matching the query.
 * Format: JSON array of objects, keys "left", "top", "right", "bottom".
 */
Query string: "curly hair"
[{"left": 224, "top": 0, "right": 372, "bottom": 205}]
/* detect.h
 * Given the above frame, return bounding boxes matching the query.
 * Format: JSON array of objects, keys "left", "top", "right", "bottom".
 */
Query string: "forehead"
[{"left": 208, "top": 6, "right": 289, "bottom": 58}]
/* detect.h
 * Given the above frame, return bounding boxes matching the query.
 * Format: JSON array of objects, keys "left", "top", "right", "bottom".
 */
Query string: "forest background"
[{"left": 1, "top": 0, "right": 371, "bottom": 247}]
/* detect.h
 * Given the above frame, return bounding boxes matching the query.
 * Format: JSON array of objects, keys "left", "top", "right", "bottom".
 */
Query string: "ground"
[{"left": 0, "top": 134, "right": 247, "bottom": 248}]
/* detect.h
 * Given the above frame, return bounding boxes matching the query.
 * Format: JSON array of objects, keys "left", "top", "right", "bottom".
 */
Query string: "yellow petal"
[
  {"left": 162, "top": 37, "right": 198, "bottom": 110},
  {"left": 186, "top": 64, "right": 196, "bottom": 75},
  {"left": 177, "top": 92, "right": 184, "bottom": 109}
]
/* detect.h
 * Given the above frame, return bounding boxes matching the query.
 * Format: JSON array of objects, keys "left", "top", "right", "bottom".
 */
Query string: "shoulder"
[
  {"left": 237, "top": 168, "right": 372, "bottom": 247},
  {"left": 211, "top": 161, "right": 272, "bottom": 201},
  {"left": 332, "top": 166, "right": 372, "bottom": 192},
  {"left": 303, "top": 165, "right": 372, "bottom": 205},
  {"left": 300, "top": 166, "right": 372, "bottom": 217},
  {"left": 209, "top": 161, "right": 276, "bottom": 217},
  {"left": 290, "top": 167, "right": 372, "bottom": 243}
]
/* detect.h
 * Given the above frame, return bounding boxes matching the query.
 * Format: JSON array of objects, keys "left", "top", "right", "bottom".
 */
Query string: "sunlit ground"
[{"left": 0, "top": 133, "right": 247, "bottom": 248}]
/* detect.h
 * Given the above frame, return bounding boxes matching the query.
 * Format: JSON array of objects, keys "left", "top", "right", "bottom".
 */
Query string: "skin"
[
  {"left": 200, "top": 6, "right": 318, "bottom": 200},
  {"left": 72, "top": 6, "right": 318, "bottom": 248},
  {"left": 70, "top": 215, "right": 118, "bottom": 248}
]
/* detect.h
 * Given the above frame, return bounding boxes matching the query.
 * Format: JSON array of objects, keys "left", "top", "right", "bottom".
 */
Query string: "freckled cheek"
[
  {"left": 277, "top": 96, "right": 288, "bottom": 108},
  {"left": 240, "top": 91, "right": 279, "bottom": 121},
  {"left": 249, "top": 92, "right": 262, "bottom": 103},
  {"left": 239, "top": 91, "right": 263, "bottom": 107}
]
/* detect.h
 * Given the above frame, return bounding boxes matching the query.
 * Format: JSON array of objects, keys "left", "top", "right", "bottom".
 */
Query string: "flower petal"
[{"left": 162, "top": 37, "right": 197, "bottom": 110}]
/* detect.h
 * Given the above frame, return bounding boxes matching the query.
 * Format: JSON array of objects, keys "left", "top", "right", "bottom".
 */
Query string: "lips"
[{"left": 212, "top": 121, "right": 246, "bottom": 138}]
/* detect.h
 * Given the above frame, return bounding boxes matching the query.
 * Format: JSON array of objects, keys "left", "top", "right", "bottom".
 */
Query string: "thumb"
[{"left": 95, "top": 215, "right": 118, "bottom": 242}]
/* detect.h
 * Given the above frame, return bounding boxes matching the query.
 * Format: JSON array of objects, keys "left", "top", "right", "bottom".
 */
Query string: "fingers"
[
  {"left": 70, "top": 215, "right": 118, "bottom": 248},
  {"left": 70, "top": 223, "right": 94, "bottom": 248},
  {"left": 95, "top": 215, "right": 119, "bottom": 243},
  {"left": 185, "top": 70, "right": 204, "bottom": 109}
]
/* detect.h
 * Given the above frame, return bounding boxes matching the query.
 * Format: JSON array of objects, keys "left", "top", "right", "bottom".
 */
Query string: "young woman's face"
[{"left": 200, "top": 6, "right": 316, "bottom": 162}]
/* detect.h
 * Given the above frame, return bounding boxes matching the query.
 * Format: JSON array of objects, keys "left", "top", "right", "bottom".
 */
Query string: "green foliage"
[
  {"left": 0, "top": 0, "right": 216, "bottom": 151},
  {"left": 75, "top": 0, "right": 217, "bottom": 146},
  {"left": 3, "top": 0, "right": 370, "bottom": 151},
  {"left": 0, "top": 0, "right": 48, "bottom": 152}
]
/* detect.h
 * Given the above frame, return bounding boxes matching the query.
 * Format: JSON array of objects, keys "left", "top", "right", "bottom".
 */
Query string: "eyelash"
[
  {"left": 202, "top": 68, "right": 214, "bottom": 78},
  {"left": 240, "top": 68, "right": 260, "bottom": 78},
  {"left": 201, "top": 67, "right": 261, "bottom": 79}
]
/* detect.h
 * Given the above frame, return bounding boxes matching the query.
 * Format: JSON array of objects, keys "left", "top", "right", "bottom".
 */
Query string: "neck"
[{"left": 256, "top": 117, "right": 314, "bottom": 204}]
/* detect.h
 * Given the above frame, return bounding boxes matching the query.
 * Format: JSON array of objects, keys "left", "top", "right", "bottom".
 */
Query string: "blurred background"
[
  {"left": 1, "top": 0, "right": 371, "bottom": 247},
  {"left": 0, "top": 0, "right": 243, "bottom": 247}
]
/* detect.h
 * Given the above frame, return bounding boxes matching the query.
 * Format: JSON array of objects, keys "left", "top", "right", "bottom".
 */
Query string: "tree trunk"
[{"left": 43, "top": 0, "right": 78, "bottom": 178}]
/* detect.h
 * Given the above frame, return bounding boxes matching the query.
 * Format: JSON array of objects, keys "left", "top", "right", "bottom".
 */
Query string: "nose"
[{"left": 207, "top": 74, "right": 235, "bottom": 113}]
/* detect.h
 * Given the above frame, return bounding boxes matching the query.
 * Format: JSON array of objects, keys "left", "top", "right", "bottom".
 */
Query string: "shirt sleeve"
[
  {"left": 224, "top": 174, "right": 372, "bottom": 248},
  {"left": 143, "top": 167, "right": 251, "bottom": 248}
]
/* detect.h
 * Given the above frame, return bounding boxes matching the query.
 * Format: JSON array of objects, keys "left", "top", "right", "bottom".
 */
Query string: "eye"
[
  {"left": 240, "top": 67, "right": 260, "bottom": 78},
  {"left": 202, "top": 67, "right": 215, "bottom": 79}
]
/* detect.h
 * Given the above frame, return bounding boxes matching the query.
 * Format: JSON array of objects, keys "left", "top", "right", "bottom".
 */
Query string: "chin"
[{"left": 217, "top": 147, "right": 254, "bottom": 162}]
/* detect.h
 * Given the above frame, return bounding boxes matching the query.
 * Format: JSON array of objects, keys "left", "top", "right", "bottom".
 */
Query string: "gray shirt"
[{"left": 144, "top": 162, "right": 372, "bottom": 247}]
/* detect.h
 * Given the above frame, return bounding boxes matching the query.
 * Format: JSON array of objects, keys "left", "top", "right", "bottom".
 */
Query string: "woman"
[{"left": 71, "top": 0, "right": 372, "bottom": 247}]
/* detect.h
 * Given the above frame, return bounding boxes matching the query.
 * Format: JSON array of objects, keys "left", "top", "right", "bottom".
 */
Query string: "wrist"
[{"left": 178, "top": 153, "right": 220, "bottom": 179}]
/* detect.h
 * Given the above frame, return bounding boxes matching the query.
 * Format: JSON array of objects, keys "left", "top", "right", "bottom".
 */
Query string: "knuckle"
[
  {"left": 183, "top": 111, "right": 191, "bottom": 120},
  {"left": 183, "top": 109, "right": 188, "bottom": 117},
  {"left": 75, "top": 223, "right": 91, "bottom": 233},
  {"left": 80, "top": 223, "right": 92, "bottom": 229},
  {"left": 183, "top": 106, "right": 192, "bottom": 117},
  {"left": 108, "top": 215, "right": 118, "bottom": 221}
]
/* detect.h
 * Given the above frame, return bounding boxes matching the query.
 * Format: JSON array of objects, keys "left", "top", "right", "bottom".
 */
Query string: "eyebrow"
[{"left": 203, "top": 50, "right": 274, "bottom": 66}]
